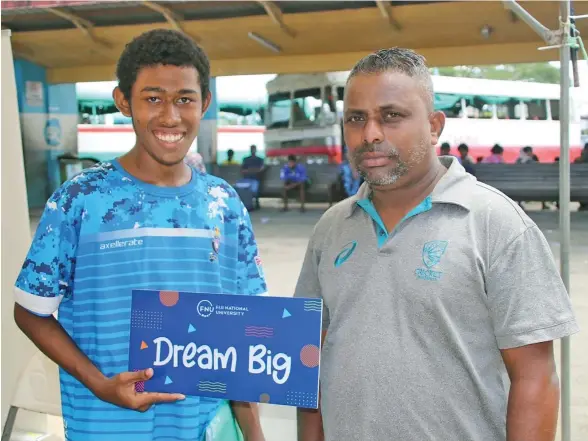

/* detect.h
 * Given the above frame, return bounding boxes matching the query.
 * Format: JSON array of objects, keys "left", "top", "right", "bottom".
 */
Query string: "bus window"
[
  {"left": 292, "top": 87, "right": 322, "bottom": 127},
  {"left": 550, "top": 99, "right": 560, "bottom": 121},
  {"left": 496, "top": 99, "right": 518, "bottom": 120},
  {"left": 267, "top": 91, "right": 291, "bottom": 129},
  {"left": 526, "top": 99, "right": 548, "bottom": 120}
]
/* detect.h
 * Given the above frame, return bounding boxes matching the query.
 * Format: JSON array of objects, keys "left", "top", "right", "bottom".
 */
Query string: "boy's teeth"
[{"left": 156, "top": 133, "right": 183, "bottom": 143}]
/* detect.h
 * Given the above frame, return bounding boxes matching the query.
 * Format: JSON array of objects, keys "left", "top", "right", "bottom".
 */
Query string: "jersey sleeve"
[
  {"left": 486, "top": 225, "right": 579, "bottom": 349},
  {"left": 294, "top": 233, "right": 329, "bottom": 330},
  {"left": 235, "top": 203, "right": 268, "bottom": 296},
  {"left": 14, "top": 186, "right": 80, "bottom": 316}
]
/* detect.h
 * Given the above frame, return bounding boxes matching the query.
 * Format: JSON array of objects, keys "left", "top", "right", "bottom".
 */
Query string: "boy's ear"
[
  {"left": 201, "top": 90, "right": 212, "bottom": 116},
  {"left": 113, "top": 87, "right": 131, "bottom": 117}
]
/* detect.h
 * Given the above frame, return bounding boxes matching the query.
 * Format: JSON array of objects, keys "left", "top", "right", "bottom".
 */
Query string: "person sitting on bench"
[
  {"left": 238, "top": 144, "right": 265, "bottom": 210},
  {"left": 280, "top": 154, "right": 309, "bottom": 212}
]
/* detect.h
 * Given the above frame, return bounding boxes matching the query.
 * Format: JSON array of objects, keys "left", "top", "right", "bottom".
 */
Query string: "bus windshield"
[{"left": 267, "top": 87, "right": 334, "bottom": 128}]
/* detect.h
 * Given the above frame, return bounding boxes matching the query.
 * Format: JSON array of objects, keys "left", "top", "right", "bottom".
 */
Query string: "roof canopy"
[{"left": 2, "top": 1, "right": 586, "bottom": 83}]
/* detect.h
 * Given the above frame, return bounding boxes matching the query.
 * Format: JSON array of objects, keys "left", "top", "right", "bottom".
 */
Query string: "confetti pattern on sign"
[
  {"left": 244, "top": 326, "right": 274, "bottom": 338},
  {"left": 303, "top": 300, "right": 322, "bottom": 312},
  {"left": 285, "top": 391, "right": 317, "bottom": 408},
  {"left": 198, "top": 381, "right": 227, "bottom": 394},
  {"left": 159, "top": 290, "right": 180, "bottom": 307},
  {"left": 131, "top": 310, "right": 164, "bottom": 330},
  {"left": 300, "top": 344, "right": 320, "bottom": 368}
]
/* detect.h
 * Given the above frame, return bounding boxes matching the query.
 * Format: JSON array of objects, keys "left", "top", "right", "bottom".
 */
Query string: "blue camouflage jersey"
[{"left": 14, "top": 159, "right": 267, "bottom": 441}]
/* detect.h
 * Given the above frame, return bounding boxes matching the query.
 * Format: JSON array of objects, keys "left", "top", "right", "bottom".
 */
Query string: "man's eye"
[
  {"left": 178, "top": 97, "right": 193, "bottom": 104},
  {"left": 146, "top": 97, "right": 160, "bottom": 103},
  {"left": 346, "top": 115, "right": 363, "bottom": 123},
  {"left": 384, "top": 111, "right": 401, "bottom": 119}
]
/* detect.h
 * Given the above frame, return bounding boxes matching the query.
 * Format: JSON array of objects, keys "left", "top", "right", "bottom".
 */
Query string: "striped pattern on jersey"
[{"left": 14, "top": 161, "right": 267, "bottom": 441}]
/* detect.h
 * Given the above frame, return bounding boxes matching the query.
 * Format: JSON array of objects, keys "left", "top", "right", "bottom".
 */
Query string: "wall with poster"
[{"left": 13, "top": 59, "right": 78, "bottom": 209}]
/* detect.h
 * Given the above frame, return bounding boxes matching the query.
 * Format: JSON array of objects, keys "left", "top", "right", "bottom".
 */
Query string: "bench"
[
  {"left": 473, "top": 163, "right": 588, "bottom": 202},
  {"left": 212, "top": 164, "right": 342, "bottom": 204}
]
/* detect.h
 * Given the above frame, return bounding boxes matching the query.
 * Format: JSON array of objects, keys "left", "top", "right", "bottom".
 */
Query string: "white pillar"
[{"left": 1, "top": 28, "right": 50, "bottom": 434}]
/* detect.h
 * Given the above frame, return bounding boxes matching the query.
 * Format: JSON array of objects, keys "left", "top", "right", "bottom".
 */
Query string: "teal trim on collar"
[{"left": 357, "top": 196, "right": 433, "bottom": 247}]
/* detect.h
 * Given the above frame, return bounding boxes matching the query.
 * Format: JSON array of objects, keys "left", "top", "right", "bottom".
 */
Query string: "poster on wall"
[
  {"left": 25, "top": 81, "right": 44, "bottom": 108},
  {"left": 128, "top": 289, "right": 323, "bottom": 408}
]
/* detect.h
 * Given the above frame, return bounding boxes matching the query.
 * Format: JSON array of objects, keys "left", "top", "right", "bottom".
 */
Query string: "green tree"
[{"left": 431, "top": 63, "right": 559, "bottom": 84}]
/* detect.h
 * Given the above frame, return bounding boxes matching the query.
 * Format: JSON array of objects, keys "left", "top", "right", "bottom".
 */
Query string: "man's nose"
[{"left": 362, "top": 118, "right": 384, "bottom": 145}]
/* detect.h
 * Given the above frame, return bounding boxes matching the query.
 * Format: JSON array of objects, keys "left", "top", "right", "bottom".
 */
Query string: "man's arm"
[
  {"left": 501, "top": 341, "right": 560, "bottom": 441},
  {"left": 485, "top": 224, "right": 579, "bottom": 441}
]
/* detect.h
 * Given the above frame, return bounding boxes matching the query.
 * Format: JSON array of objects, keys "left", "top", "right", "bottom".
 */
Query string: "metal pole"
[
  {"left": 502, "top": 0, "right": 557, "bottom": 44},
  {"left": 559, "top": 1, "right": 571, "bottom": 441}
]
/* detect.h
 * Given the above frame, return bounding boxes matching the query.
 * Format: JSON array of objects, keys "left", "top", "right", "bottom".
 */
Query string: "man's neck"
[
  {"left": 370, "top": 157, "right": 446, "bottom": 213},
  {"left": 119, "top": 147, "right": 192, "bottom": 187}
]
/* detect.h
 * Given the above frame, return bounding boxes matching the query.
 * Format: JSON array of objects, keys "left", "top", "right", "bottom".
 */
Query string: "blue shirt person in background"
[
  {"left": 280, "top": 154, "right": 309, "bottom": 212},
  {"left": 236, "top": 144, "right": 265, "bottom": 210},
  {"left": 339, "top": 160, "right": 362, "bottom": 197},
  {"left": 13, "top": 29, "right": 266, "bottom": 441}
]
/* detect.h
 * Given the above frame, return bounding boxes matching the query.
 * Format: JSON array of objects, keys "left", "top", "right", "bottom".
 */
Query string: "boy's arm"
[
  {"left": 232, "top": 199, "right": 268, "bottom": 439},
  {"left": 14, "top": 304, "right": 182, "bottom": 411},
  {"left": 230, "top": 402, "right": 265, "bottom": 441},
  {"left": 14, "top": 186, "right": 183, "bottom": 412}
]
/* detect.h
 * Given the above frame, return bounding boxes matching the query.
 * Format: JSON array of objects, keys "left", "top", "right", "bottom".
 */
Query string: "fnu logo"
[
  {"left": 197, "top": 300, "right": 214, "bottom": 318},
  {"left": 334, "top": 241, "right": 357, "bottom": 267}
]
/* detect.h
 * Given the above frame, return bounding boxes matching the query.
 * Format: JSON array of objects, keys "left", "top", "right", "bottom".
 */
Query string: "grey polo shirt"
[{"left": 294, "top": 156, "right": 579, "bottom": 441}]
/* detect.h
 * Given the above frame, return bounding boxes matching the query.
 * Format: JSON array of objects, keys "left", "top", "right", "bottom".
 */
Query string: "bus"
[
  {"left": 263, "top": 72, "right": 587, "bottom": 164},
  {"left": 76, "top": 81, "right": 266, "bottom": 163}
]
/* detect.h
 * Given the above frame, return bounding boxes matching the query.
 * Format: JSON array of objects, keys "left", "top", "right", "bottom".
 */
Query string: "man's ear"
[
  {"left": 113, "top": 87, "right": 131, "bottom": 117},
  {"left": 429, "top": 111, "right": 446, "bottom": 146},
  {"left": 201, "top": 91, "right": 212, "bottom": 116}
]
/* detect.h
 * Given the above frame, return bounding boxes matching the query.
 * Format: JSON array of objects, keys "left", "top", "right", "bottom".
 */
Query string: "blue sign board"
[{"left": 128, "top": 290, "right": 323, "bottom": 408}]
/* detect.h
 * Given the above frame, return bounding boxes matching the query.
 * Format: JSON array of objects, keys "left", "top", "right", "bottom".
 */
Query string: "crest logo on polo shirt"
[
  {"left": 415, "top": 240, "right": 448, "bottom": 281},
  {"left": 334, "top": 241, "right": 357, "bottom": 267}
]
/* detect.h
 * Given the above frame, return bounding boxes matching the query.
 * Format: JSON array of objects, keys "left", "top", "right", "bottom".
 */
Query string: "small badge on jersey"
[{"left": 210, "top": 227, "right": 221, "bottom": 262}]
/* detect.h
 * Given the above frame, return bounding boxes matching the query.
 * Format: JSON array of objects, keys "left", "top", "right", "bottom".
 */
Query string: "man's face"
[
  {"left": 251, "top": 145, "right": 257, "bottom": 156},
  {"left": 288, "top": 159, "right": 296, "bottom": 168},
  {"left": 343, "top": 71, "right": 444, "bottom": 187},
  {"left": 114, "top": 64, "right": 211, "bottom": 167},
  {"left": 440, "top": 147, "right": 450, "bottom": 156}
]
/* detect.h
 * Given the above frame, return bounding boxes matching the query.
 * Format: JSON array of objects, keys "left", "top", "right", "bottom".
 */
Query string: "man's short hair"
[
  {"left": 116, "top": 29, "right": 210, "bottom": 103},
  {"left": 288, "top": 154, "right": 296, "bottom": 162},
  {"left": 441, "top": 142, "right": 451, "bottom": 150},
  {"left": 458, "top": 143, "right": 469, "bottom": 152},
  {"left": 347, "top": 48, "right": 434, "bottom": 112}
]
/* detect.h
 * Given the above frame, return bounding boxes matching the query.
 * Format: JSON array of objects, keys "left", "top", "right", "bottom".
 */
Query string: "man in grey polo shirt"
[{"left": 295, "top": 48, "right": 579, "bottom": 441}]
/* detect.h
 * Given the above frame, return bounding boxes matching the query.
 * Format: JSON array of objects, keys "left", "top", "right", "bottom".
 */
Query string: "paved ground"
[{"left": 21, "top": 201, "right": 588, "bottom": 440}]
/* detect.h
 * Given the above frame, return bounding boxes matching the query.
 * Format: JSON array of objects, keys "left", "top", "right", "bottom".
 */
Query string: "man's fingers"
[{"left": 136, "top": 392, "right": 186, "bottom": 407}]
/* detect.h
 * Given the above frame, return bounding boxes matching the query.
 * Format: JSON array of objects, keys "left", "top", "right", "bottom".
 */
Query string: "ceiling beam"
[
  {"left": 257, "top": 1, "right": 296, "bottom": 38},
  {"left": 46, "top": 7, "right": 112, "bottom": 51},
  {"left": 142, "top": 1, "right": 200, "bottom": 42},
  {"left": 46, "top": 41, "right": 558, "bottom": 84},
  {"left": 375, "top": 1, "right": 402, "bottom": 31},
  {"left": 11, "top": 41, "right": 41, "bottom": 64}
]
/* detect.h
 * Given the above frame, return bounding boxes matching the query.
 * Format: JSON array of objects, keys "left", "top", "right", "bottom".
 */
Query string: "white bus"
[
  {"left": 263, "top": 72, "right": 586, "bottom": 164},
  {"left": 76, "top": 81, "right": 266, "bottom": 164}
]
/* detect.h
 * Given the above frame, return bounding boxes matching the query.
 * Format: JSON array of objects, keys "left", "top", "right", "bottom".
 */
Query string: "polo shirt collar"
[{"left": 346, "top": 156, "right": 473, "bottom": 218}]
